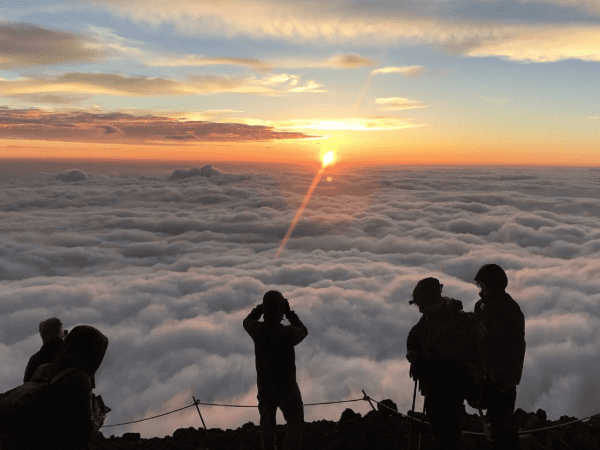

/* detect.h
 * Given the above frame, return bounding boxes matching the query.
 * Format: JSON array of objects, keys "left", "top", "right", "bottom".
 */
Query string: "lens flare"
[{"left": 276, "top": 150, "right": 337, "bottom": 258}]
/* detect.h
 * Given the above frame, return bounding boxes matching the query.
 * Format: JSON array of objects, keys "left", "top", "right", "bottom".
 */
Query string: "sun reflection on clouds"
[{"left": 232, "top": 117, "right": 427, "bottom": 132}]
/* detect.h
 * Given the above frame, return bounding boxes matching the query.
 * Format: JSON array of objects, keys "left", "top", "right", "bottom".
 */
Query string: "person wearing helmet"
[
  {"left": 406, "top": 278, "right": 478, "bottom": 450},
  {"left": 243, "top": 291, "right": 308, "bottom": 450},
  {"left": 473, "top": 264, "right": 525, "bottom": 450}
]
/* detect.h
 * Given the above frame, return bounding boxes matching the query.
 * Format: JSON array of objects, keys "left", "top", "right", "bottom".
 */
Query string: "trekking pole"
[
  {"left": 407, "top": 379, "right": 418, "bottom": 450},
  {"left": 478, "top": 408, "right": 492, "bottom": 442},
  {"left": 417, "top": 381, "right": 427, "bottom": 450}
]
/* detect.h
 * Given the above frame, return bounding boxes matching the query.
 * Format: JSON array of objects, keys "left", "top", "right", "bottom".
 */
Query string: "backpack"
[{"left": 0, "top": 367, "right": 80, "bottom": 448}]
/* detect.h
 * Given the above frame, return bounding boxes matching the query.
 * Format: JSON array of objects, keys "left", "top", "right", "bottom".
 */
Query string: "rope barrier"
[
  {"left": 102, "top": 403, "right": 197, "bottom": 428},
  {"left": 362, "top": 392, "right": 600, "bottom": 436},
  {"left": 104, "top": 390, "right": 600, "bottom": 438},
  {"left": 103, "top": 396, "right": 366, "bottom": 428}
]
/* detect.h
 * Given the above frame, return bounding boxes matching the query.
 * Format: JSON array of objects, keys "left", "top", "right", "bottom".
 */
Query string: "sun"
[{"left": 322, "top": 150, "right": 335, "bottom": 166}]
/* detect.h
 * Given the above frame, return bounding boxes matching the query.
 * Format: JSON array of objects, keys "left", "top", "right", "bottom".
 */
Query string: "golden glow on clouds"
[
  {"left": 146, "top": 53, "right": 376, "bottom": 70},
  {"left": 375, "top": 98, "right": 429, "bottom": 111},
  {"left": 371, "top": 66, "right": 426, "bottom": 77},
  {"left": 239, "top": 118, "right": 427, "bottom": 131},
  {"left": 465, "top": 26, "right": 600, "bottom": 62},
  {"left": 0, "top": 72, "right": 326, "bottom": 99}
]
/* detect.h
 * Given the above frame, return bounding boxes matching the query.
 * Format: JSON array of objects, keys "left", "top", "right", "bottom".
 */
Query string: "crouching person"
[
  {"left": 244, "top": 291, "right": 308, "bottom": 450},
  {"left": 41, "top": 325, "right": 109, "bottom": 450},
  {"left": 406, "top": 278, "right": 478, "bottom": 450},
  {"left": 1, "top": 325, "right": 108, "bottom": 450}
]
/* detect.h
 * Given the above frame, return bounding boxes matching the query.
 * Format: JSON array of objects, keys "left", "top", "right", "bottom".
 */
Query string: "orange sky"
[{"left": 2, "top": 134, "right": 598, "bottom": 168}]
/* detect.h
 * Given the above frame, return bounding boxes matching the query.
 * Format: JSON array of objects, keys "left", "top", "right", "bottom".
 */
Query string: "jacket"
[
  {"left": 43, "top": 325, "right": 109, "bottom": 449},
  {"left": 406, "top": 297, "right": 478, "bottom": 383},
  {"left": 243, "top": 307, "right": 307, "bottom": 392},
  {"left": 23, "top": 337, "right": 63, "bottom": 382},
  {"left": 474, "top": 292, "right": 525, "bottom": 387}
]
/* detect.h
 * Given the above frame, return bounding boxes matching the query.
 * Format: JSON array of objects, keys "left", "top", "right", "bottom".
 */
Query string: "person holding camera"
[{"left": 243, "top": 290, "right": 308, "bottom": 450}]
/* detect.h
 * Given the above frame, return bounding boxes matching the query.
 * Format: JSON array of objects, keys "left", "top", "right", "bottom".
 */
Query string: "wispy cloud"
[
  {"left": 375, "top": 97, "right": 429, "bottom": 111},
  {"left": 464, "top": 26, "right": 600, "bottom": 62},
  {"left": 90, "top": 0, "right": 600, "bottom": 62},
  {"left": 0, "top": 72, "right": 326, "bottom": 101},
  {"left": 147, "top": 55, "right": 272, "bottom": 71},
  {"left": 147, "top": 52, "right": 376, "bottom": 71},
  {"left": 231, "top": 117, "right": 427, "bottom": 131},
  {"left": 371, "top": 66, "right": 427, "bottom": 77},
  {"left": 0, "top": 23, "right": 104, "bottom": 68}
]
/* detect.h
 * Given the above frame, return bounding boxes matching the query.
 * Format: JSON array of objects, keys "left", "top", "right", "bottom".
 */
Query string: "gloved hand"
[{"left": 283, "top": 298, "right": 291, "bottom": 316}]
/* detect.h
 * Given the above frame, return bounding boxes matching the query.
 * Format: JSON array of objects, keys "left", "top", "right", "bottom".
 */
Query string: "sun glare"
[{"left": 322, "top": 150, "right": 335, "bottom": 166}]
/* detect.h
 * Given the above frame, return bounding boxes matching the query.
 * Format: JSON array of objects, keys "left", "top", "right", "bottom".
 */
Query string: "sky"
[
  {"left": 0, "top": 0, "right": 599, "bottom": 165},
  {"left": 1, "top": 164, "right": 600, "bottom": 438}
]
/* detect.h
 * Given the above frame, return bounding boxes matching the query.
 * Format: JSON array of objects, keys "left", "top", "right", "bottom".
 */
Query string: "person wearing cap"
[
  {"left": 406, "top": 278, "right": 478, "bottom": 450},
  {"left": 473, "top": 264, "right": 525, "bottom": 450},
  {"left": 243, "top": 291, "right": 308, "bottom": 450},
  {"left": 23, "top": 318, "right": 66, "bottom": 382}
]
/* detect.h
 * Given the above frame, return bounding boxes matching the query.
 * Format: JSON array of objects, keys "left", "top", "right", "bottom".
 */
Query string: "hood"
[{"left": 51, "top": 325, "right": 108, "bottom": 388}]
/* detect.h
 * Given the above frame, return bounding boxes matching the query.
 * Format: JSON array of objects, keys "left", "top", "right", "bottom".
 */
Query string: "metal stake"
[{"left": 193, "top": 396, "right": 208, "bottom": 431}]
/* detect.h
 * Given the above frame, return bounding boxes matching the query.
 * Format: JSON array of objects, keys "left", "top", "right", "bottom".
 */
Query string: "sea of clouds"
[{"left": 1, "top": 163, "right": 599, "bottom": 437}]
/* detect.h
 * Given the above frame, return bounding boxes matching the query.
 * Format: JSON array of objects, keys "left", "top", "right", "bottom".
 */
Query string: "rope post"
[
  {"left": 193, "top": 396, "right": 208, "bottom": 431},
  {"left": 361, "top": 390, "right": 391, "bottom": 431},
  {"left": 361, "top": 390, "right": 377, "bottom": 413}
]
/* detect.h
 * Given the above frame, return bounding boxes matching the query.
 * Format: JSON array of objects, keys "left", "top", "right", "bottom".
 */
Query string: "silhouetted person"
[
  {"left": 406, "top": 278, "right": 477, "bottom": 450},
  {"left": 23, "top": 317, "right": 66, "bottom": 382},
  {"left": 244, "top": 291, "right": 308, "bottom": 450},
  {"left": 473, "top": 264, "right": 525, "bottom": 449},
  {"left": 6, "top": 325, "right": 109, "bottom": 450}
]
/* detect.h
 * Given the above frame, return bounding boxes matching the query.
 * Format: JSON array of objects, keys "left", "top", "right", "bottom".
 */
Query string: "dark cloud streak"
[
  {"left": 0, "top": 23, "right": 104, "bottom": 68},
  {"left": 0, "top": 108, "right": 314, "bottom": 143}
]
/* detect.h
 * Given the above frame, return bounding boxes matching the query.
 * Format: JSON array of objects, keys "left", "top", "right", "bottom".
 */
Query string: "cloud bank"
[
  {"left": 0, "top": 108, "right": 314, "bottom": 143},
  {"left": 1, "top": 165, "right": 599, "bottom": 438}
]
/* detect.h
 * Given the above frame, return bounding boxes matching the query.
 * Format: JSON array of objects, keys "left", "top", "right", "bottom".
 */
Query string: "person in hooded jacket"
[
  {"left": 23, "top": 317, "right": 66, "bottom": 383},
  {"left": 243, "top": 291, "right": 308, "bottom": 450},
  {"left": 38, "top": 325, "right": 108, "bottom": 450},
  {"left": 473, "top": 264, "right": 525, "bottom": 449},
  {"left": 406, "top": 278, "right": 478, "bottom": 450}
]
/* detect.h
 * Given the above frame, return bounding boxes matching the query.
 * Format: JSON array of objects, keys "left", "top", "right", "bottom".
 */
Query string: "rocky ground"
[{"left": 93, "top": 402, "right": 600, "bottom": 450}]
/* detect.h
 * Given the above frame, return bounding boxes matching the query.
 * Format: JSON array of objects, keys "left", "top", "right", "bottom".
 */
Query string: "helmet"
[
  {"left": 474, "top": 264, "right": 508, "bottom": 291},
  {"left": 410, "top": 277, "right": 442, "bottom": 305}
]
